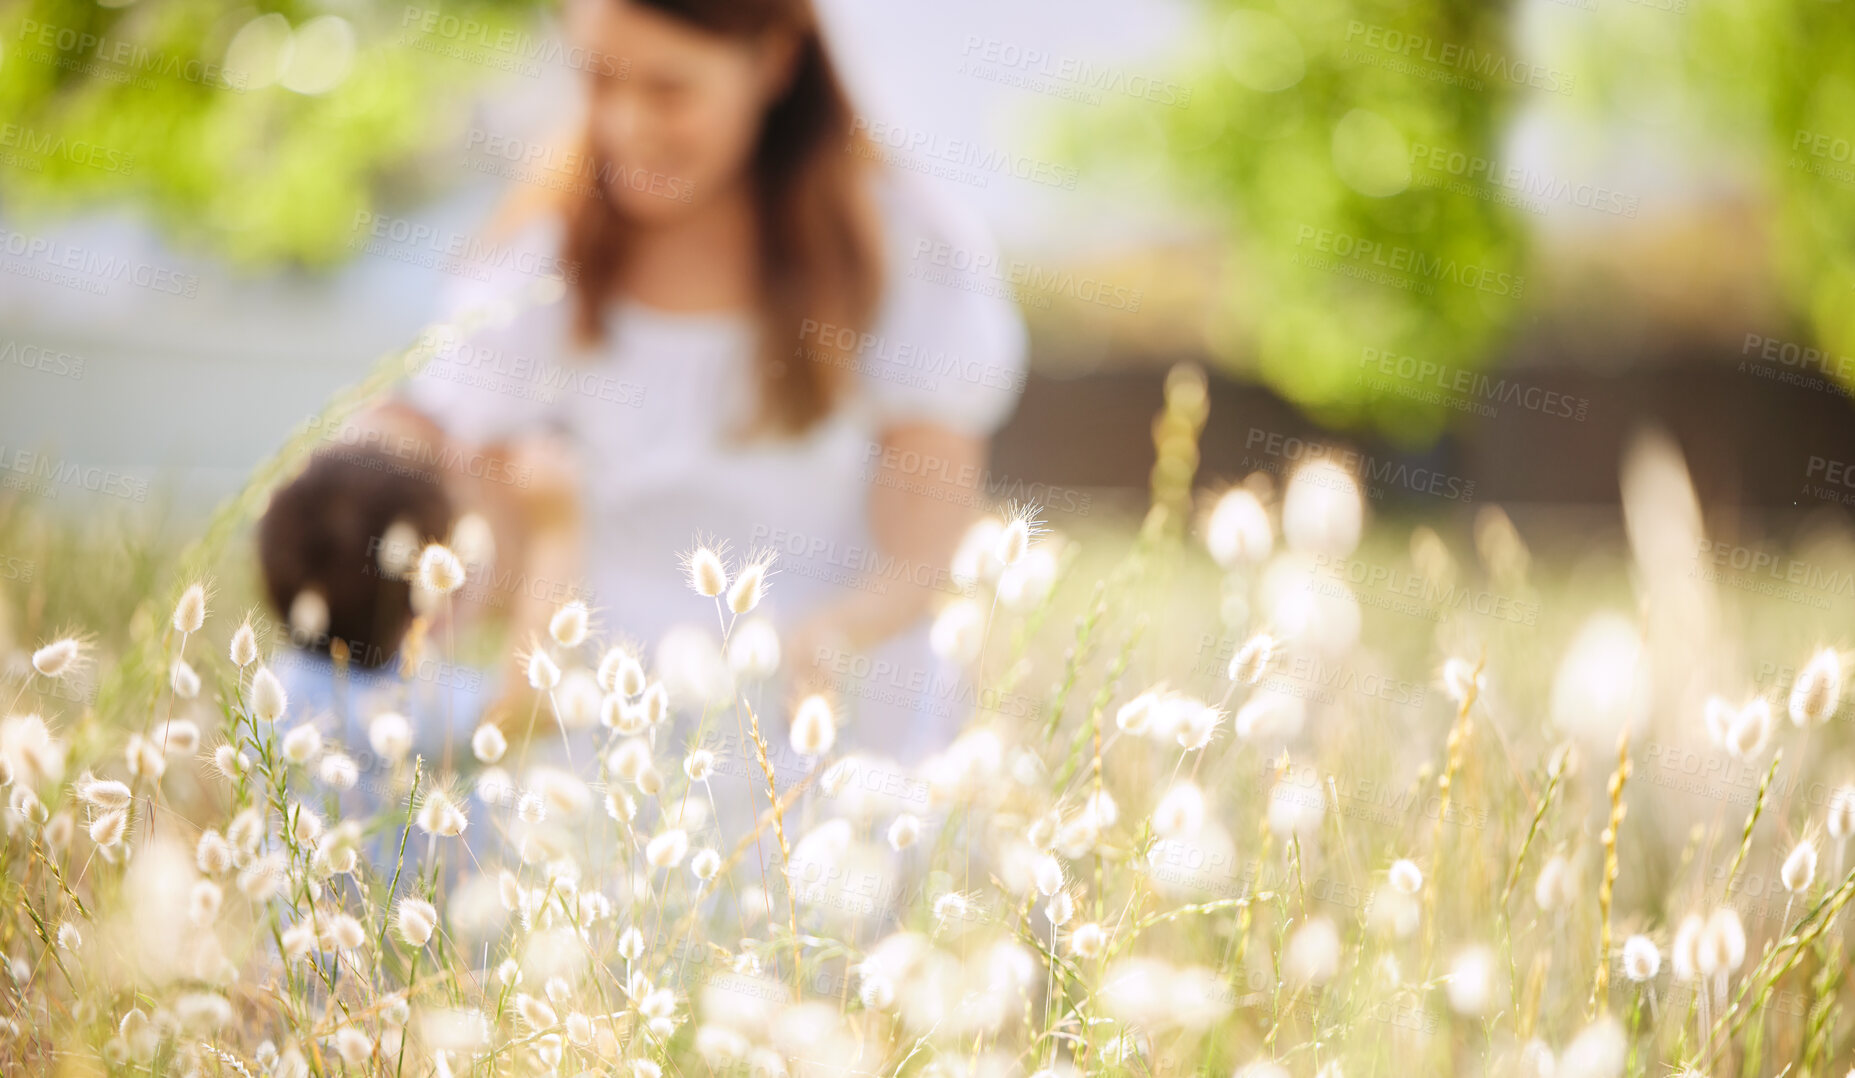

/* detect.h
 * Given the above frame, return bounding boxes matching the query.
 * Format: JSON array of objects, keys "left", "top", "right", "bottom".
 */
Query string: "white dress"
[{"left": 399, "top": 172, "right": 1028, "bottom": 763}]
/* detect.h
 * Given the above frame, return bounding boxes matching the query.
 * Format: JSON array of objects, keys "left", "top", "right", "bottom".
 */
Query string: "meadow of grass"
[{"left": 3, "top": 357, "right": 1855, "bottom": 1078}]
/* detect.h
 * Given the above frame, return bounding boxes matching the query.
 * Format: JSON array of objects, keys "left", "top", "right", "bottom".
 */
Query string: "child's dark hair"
[{"left": 258, "top": 447, "right": 454, "bottom": 668}]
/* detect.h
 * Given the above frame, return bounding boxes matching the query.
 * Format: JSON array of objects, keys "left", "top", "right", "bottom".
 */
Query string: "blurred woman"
[{"left": 383, "top": 0, "right": 1026, "bottom": 764}]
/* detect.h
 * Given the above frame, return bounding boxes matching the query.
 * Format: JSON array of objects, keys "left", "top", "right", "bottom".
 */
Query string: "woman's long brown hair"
[{"left": 549, "top": 0, "right": 884, "bottom": 436}]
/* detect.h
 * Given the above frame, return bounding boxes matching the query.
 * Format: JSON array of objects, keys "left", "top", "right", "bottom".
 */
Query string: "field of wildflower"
[{"left": 3, "top": 356, "right": 1855, "bottom": 1078}]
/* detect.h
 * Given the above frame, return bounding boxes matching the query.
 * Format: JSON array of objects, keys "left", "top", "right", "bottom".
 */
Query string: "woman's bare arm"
[{"left": 787, "top": 421, "right": 985, "bottom": 680}]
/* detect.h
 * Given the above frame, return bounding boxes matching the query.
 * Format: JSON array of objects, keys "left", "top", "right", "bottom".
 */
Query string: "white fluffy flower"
[
  {"left": 1205, "top": 487, "right": 1272, "bottom": 567},
  {"left": 417, "top": 544, "right": 466, "bottom": 595},
  {"left": 526, "top": 650, "right": 561, "bottom": 692},
  {"left": 396, "top": 897, "right": 438, "bottom": 947},
  {"left": 78, "top": 778, "right": 132, "bottom": 810},
  {"left": 646, "top": 828, "right": 689, "bottom": 869},
  {"left": 1783, "top": 839, "right": 1818, "bottom": 894},
  {"left": 319, "top": 753, "right": 358, "bottom": 789},
  {"left": 1790, "top": 648, "right": 1842, "bottom": 726},
  {"left": 1446, "top": 946, "right": 1496, "bottom": 1015},
  {"left": 1388, "top": 859, "right": 1423, "bottom": 896},
  {"left": 1282, "top": 460, "right": 1362, "bottom": 557},
  {"left": 1670, "top": 914, "right": 1704, "bottom": 982},
  {"left": 1152, "top": 783, "right": 1205, "bottom": 839},
  {"left": 172, "top": 584, "right": 207, "bottom": 635},
  {"left": 417, "top": 791, "right": 467, "bottom": 838},
  {"left": 1284, "top": 917, "right": 1341, "bottom": 985},
  {"left": 685, "top": 545, "right": 728, "bottom": 598},
  {"left": 169, "top": 659, "right": 201, "bottom": 700},
  {"left": 1228, "top": 632, "right": 1276, "bottom": 685},
  {"left": 229, "top": 622, "right": 259, "bottom": 668},
  {"left": 281, "top": 724, "right": 322, "bottom": 766},
  {"left": 727, "top": 618, "right": 782, "bottom": 680},
  {"left": 887, "top": 814, "right": 921, "bottom": 851},
  {"left": 549, "top": 600, "right": 590, "bottom": 648},
  {"left": 31, "top": 638, "right": 81, "bottom": 678},
  {"left": 1033, "top": 854, "right": 1066, "bottom": 897},
  {"left": 1829, "top": 785, "right": 1855, "bottom": 841},
  {"left": 790, "top": 695, "right": 836, "bottom": 757},
  {"left": 1698, "top": 907, "right": 1745, "bottom": 976},
  {"left": 471, "top": 723, "right": 507, "bottom": 764},
  {"left": 157, "top": 719, "right": 200, "bottom": 756},
  {"left": 250, "top": 666, "right": 288, "bottom": 722},
  {"left": 1559, "top": 1017, "right": 1625, "bottom": 1078},
  {"left": 929, "top": 600, "right": 987, "bottom": 665},
  {"left": 727, "top": 558, "right": 772, "bottom": 615},
  {"left": 1621, "top": 935, "right": 1660, "bottom": 982},
  {"left": 598, "top": 647, "right": 647, "bottom": 697},
  {"left": 89, "top": 808, "right": 128, "bottom": 848},
  {"left": 370, "top": 712, "right": 413, "bottom": 763}
]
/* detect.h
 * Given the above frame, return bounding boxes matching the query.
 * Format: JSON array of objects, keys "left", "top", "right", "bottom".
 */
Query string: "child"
[{"left": 256, "top": 445, "right": 491, "bottom": 870}]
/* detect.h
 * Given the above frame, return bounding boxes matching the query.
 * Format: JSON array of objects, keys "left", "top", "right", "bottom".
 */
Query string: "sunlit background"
[{"left": 2, "top": 0, "right": 1852, "bottom": 521}]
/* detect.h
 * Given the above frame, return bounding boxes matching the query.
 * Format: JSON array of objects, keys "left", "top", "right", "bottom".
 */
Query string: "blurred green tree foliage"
[
  {"left": 1079, "top": 0, "right": 1855, "bottom": 439},
  {"left": 1655, "top": 0, "right": 1855, "bottom": 395},
  {"left": 0, "top": 0, "right": 548, "bottom": 266},
  {"left": 1076, "top": 0, "right": 1534, "bottom": 442}
]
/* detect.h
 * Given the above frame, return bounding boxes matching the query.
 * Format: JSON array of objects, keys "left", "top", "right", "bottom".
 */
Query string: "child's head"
[{"left": 258, "top": 447, "right": 453, "bottom": 668}]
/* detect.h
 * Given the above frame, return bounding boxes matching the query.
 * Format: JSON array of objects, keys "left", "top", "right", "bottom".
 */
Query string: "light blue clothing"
[{"left": 269, "top": 646, "right": 495, "bottom": 878}]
